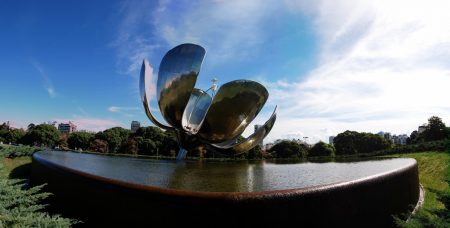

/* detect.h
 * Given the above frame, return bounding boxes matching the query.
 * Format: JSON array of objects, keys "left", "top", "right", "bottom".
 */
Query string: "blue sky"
[{"left": 1, "top": 0, "right": 450, "bottom": 143}]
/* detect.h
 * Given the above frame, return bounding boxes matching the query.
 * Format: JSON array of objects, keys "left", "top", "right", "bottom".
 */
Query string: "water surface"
[{"left": 35, "top": 151, "right": 415, "bottom": 192}]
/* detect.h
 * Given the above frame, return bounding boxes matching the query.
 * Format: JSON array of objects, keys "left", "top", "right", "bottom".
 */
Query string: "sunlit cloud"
[
  {"left": 266, "top": 0, "right": 450, "bottom": 142},
  {"left": 116, "top": 0, "right": 450, "bottom": 143}
]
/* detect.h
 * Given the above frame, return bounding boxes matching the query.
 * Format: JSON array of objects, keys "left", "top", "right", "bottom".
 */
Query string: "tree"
[
  {"left": 135, "top": 127, "right": 166, "bottom": 142},
  {"left": 269, "top": 140, "right": 306, "bottom": 158},
  {"left": 309, "top": 141, "right": 335, "bottom": 157},
  {"left": 89, "top": 139, "right": 109, "bottom": 153},
  {"left": 21, "top": 124, "right": 60, "bottom": 147},
  {"left": 245, "top": 145, "right": 263, "bottom": 159},
  {"left": 68, "top": 132, "right": 94, "bottom": 150},
  {"left": 423, "top": 116, "right": 447, "bottom": 141},
  {"left": 0, "top": 122, "right": 10, "bottom": 131},
  {"left": 95, "top": 127, "right": 130, "bottom": 153},
  {"left": 136, "top": 137, "right": 157, "bottom": 155},
  {"left": 58, "top": 134, "right": 68, "bottom": 149},
  {"left": 27, "top": 123, "right": 35, "bottom": 131},
  {"left": 119, "top": 137, "right": 138, "bottom": 155},
  {"left": 408, "top": 130, "right": 419, "bottom": 144},
  {"left": 334, "top": 130, "right": 392, "bottom": 155},
  {"left": 3, "top": 129, "right": 25, "bottom": 144}
]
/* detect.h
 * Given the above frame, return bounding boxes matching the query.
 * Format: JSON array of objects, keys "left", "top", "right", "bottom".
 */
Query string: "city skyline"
[{"left": 1, "top": 0, "right": 450, "bottom": 143}]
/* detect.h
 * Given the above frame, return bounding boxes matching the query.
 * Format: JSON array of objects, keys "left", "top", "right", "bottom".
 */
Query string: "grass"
[
  {"left": 0, "top": 144, "right": 75, "bottom": 227},
  {"left": 384, "top": 151, "right": 450, "bottom": 227}
]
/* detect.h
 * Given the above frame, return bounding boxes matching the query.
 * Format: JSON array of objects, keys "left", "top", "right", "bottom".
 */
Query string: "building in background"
[
  {"left": 392, "top": 134, "right": 408, "bottom": 145},
  {"left": 329, "top": 136, "right": 335, "bottom": 145},
  {"left": 377, "top": 131, "right": 408, "bottom": 145},
  {"left": 58, "top": 122, "right": 77, "bottom": 134},
  {"left": 418, "top": 125, "right": 427, "bottom": 134},
  {"left": 131, "top": 121, "right": 141, "bottom": 133}
]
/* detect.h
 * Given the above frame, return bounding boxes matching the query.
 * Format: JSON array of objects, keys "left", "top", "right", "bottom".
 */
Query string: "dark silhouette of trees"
[
  {"left": 309, "top": 141, "right": 335, "bottom": 157},
  {"left": 423, "top": 116, "right": 447, "bottom": 141},
  {"left": 89, "top": 139, "right": 109, "bottom": 153},
  {"left": 334, "top": 130, "right": 392, "bottom": 155},
  {"left": 269, "top": 140, "right": 307, "bottom": 158}
]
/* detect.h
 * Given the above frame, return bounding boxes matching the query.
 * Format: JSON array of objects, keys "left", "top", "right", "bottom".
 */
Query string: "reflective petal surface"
[
  {"left": 157, "top": 43, "right": 206, "bottom": 128},
  {"left": 140, "top": 60, "right": 174, "bottom": 130},
  {"left": 231, "top": 106, "right": 277, "bottom": 153},
  {"left": 198, "top": 80, "right": 268, "bottom": 143},
  {"left": 182, "top": 88, "right": 212, "bottom": 134}
]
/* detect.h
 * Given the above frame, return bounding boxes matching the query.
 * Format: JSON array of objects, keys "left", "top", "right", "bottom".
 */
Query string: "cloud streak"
[{"left": 31, "top": 60, "right": 56, "bottom": 98}]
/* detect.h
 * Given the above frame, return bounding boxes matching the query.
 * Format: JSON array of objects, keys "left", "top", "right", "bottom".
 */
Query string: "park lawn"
[
  {"left": 0, "top": 156, "right": 31, "bottom": 178},
  {"left": 385, "top": 151, "right": 450, "bottom": 226}
]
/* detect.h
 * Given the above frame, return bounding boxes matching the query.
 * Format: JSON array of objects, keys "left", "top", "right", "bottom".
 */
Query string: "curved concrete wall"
[{"left": 31, "top": 153, "right": 419, "bottom": 227}]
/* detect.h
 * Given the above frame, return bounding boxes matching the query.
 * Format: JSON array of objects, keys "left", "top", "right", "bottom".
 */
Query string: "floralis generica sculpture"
[{"left": 140, "top": 43, "right": 277, "bottom": 159}]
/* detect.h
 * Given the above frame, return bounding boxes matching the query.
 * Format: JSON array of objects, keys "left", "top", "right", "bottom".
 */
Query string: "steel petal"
[
  {"left": 182, "top": 88, "right": 212, "bottom": 134},
  {"left": 140, "top": 59, "right": 174, "bottom": 130},
  {"left": 198, "top": 80, "right": 268, "bottom": 143},
  {"left": 157, "top": 43, "right": 206, "bottom": 128},
  {"left": 231, "top": 106, "right": 277, "bottom": 153}
]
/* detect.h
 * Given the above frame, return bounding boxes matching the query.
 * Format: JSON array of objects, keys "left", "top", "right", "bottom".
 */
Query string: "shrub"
[
  {"left": 309, "top": 141, "right": 335, "bottom": 157},
  {"left": 0, "top": 179, "right": 75, "bottom": 227}
]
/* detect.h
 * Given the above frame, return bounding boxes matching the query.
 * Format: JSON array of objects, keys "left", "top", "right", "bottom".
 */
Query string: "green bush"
[
  {"left": 0, "top": 179, "right": 75, "bottom": 227},
  {"left": 0, "top": 145, "right": 41, "bottom": 158},
  {"left": 309, "top": 141, "right": 335, "bottom": 157},
  {"left": 373, "top": 140, "right": 447, "bottom": 155}
]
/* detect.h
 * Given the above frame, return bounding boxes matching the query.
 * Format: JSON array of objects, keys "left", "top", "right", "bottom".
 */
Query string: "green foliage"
[
  {"left": 269, "top": 140, "right": 307, "bottom": 158},
  {"left": 374, "top": 140, "right": 447, "bottom": 155},
  {"left": 95, "top": 127, "right": 130, "bottom": 153},
  {"left": 0, "top": 179, "right": 74, "bottom": 227},
  {"left": 309, "top": 141, "right": 335, "bottom": 157},
  {"left": 0, "top": 144, "right": 75, "bottom": 226},
  {"left": 0, "top": 145, "right": 41, "bottom": 158},
  {"left": 423, "top": 116, "right": 448, "bottom": 141},
  {"left": 21, "top": 124, "right": 60, "bottom": 147},
  {"left": 245, "top": 145, "right": 262, "bottom": 159},
  {"left": 68, "top": 131, "right": 94, "bottom": 150},
  {"left": 392, "top": 152, "right": 450, "bottom": 227},
  {"left": 334, "top": 130, "right": 392, "bottom": 155},
  {"left": 88, "top": 139, "right": 109, "bottom": 153},
  {"left": 0, "top": 129, "right": 25, "bottom": 144},
  {"left": 135, "top": 137, "right": 157, "bottom": 156},
  {"left": 411, "top": 116, "right": 450, "bottom": 144}
]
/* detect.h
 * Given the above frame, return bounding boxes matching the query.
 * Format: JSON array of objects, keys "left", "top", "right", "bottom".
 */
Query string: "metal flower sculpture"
[{"left": 140, "top": 43, "right": 277, "bottom": 159}]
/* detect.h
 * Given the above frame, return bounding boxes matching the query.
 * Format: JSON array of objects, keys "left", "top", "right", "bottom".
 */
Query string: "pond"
[{"left": 34, "top": 151, "right": 415, "bottom": 192}]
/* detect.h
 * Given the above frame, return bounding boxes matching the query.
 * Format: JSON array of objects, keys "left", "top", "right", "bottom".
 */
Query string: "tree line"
[
  {"left": 268, "top": 116, "right": 450, "bottom": 158},
  {"left": 0, "top": 115, "right": 448, "bottom": 159},
  {"left": 0, "top": 123, "right": 179, "bottom": 156}
]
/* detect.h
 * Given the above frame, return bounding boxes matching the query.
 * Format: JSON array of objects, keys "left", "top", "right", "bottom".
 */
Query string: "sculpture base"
[{"left": 31, "top": 151, "right": 420, "bottom": 227}]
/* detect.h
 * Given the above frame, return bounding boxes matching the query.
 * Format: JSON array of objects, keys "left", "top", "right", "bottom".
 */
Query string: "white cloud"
[
  {"left": 265, "top": 0, "right": 450, "bottom": 143},
  {"left": 31, "top": 60, "right": 56, "bottom": 98},
  {"left": 54, "top": 118, "right": 122, "bottom": 133},
  {"left": 116, "top": 0, "right": 450, "bottom": 144}
]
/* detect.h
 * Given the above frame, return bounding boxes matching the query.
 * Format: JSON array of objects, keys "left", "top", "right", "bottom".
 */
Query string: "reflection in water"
[{"left": 35, "top": 151, "right": 416, "bottom": 192}]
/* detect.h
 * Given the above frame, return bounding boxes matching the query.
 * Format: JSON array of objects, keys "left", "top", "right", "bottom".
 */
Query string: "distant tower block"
[
  {"left": 131, "top": 121, "right": 141, "bottom": 133},
  {"left": 58, "top": 121, "right": 77, "bottom": 134}
]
